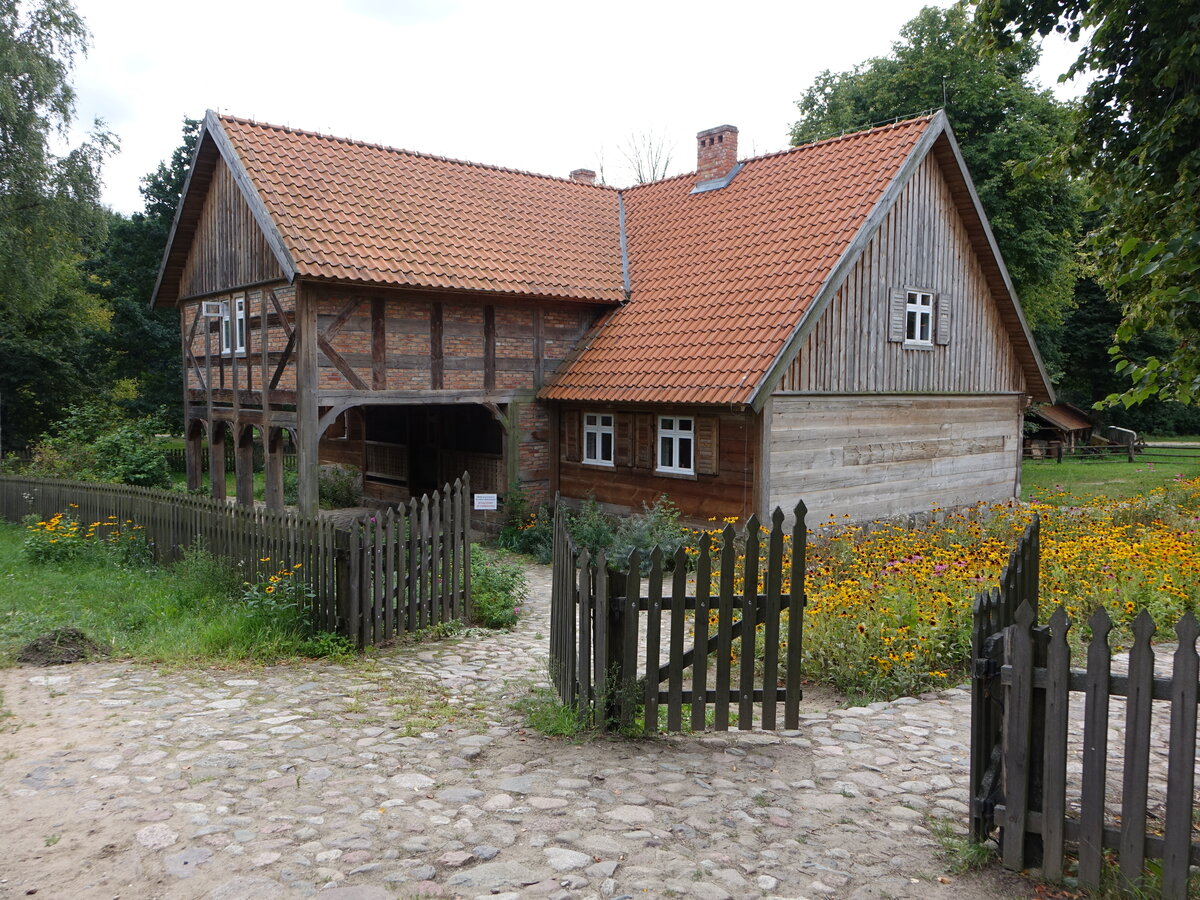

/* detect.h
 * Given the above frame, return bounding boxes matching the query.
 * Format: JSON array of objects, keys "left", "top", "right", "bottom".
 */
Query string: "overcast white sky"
[{"left": 68, "top": 0, "right": 1086, "bottom": 214}]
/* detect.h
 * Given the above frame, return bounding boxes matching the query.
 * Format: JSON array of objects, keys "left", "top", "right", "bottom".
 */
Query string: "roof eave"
[
  {"left": 149, "top": 110, "right": 299, "bottom": 309},
  {"left": 148, "top": 115, "right": 212, "bottom": 308},
  {"left": 932, "top": 125, "right": 1055, "bottom": 403}
]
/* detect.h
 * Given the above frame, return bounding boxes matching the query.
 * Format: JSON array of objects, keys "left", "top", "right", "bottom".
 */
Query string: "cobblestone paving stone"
[{"left": 0, "top": 563, "right": 1027, "bottom": 900}]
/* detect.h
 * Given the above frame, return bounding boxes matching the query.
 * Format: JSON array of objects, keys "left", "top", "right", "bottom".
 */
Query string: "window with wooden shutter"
[
  {"left": 887, "top": 288, "right": 907, "bottom": 342},
  {"left": 634, "top": 413, "right": 655, "bottom": 469},
  {"left": 935, "top": 295, "right": 951, "bottom": 345},
  {"left": 695, "top": 416, "right": 719, "bottom": 475},
  {"left": 564, "top": 409, "right": 581, "bottom": 462},
  {"left": 614, "top": 412, "right": 633, "bottom": 467}
]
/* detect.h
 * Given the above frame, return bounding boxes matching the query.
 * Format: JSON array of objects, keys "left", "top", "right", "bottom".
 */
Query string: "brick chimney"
[
  {"left": 570, "top": 168, "right": 596, "bottom": 185},
  {"left": 696, "top": 125, "right": 738, "bottom": 183}
]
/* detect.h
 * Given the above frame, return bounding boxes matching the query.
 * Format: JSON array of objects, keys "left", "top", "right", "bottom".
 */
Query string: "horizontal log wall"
[
  {"left": 767, "top": 394, "right": 1022, "bottom": 523},
  {"left": 559, "top": 406, "right": 758, "bottom": 522},
  {"left": 779, "top": 152, "right": 1025, "bottom": 395}
]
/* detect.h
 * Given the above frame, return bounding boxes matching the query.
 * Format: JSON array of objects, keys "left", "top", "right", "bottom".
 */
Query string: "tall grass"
[{"left": 0, "top": 523, "right": 352, "bottom": 665}]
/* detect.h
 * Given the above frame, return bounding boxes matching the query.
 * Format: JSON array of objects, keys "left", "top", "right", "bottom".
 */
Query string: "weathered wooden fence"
[
  {"left": 1, "top": 448, "right": 298, "bottom": 474},
  {"left": 971, "top": 515, "right": 1200, "bottom": 897},
  {"left": 550, "top": 500, "right": 807, "bottom": 734},
  {"left": 0, "top": 474, "right": 470, "bottom": 646}
]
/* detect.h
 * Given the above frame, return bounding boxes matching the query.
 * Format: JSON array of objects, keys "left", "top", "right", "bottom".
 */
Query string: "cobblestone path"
[{"left": 0, "top": 563, "right": 1026, "bottom": 900}]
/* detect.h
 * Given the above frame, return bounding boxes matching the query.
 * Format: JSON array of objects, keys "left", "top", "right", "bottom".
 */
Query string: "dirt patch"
[{"left": 16, "top": 627, "right": 110, "bottom": 665}]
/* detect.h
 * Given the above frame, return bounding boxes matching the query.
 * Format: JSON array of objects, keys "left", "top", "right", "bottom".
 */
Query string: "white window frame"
[
  {"left": 583, "top": 413, "right": 615, "bottom": 467},
  {"left": 221, "top": 295, "right": 247, "bottom": 356},
  {"left": 657, "top": 416, "right": 695, "bottom": 476},
  {"left": 905, "top": 290, "right": 934, "bottom": 345}
]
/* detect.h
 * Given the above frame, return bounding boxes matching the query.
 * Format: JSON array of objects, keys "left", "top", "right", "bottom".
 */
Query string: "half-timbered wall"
[
  {"left": 307, "top": 284, "right": 595, "bottom": 393},
  {"left": 183, "top": 283, "right": 297, "bottom": 402},
  {"left": 778, "top": 152, "right": 1026, "bottom": 394},
  {"left": 558, "top": 406, "right": 758, "bottom": 523},
  {"left": 767, "top": 394, "right": 1022, "bottom": 523},
  {"left": 178, "top": 157, "right": 282, "bottom": 300}
]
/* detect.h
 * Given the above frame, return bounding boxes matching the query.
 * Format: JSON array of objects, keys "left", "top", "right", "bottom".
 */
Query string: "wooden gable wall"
[
  {"left": 777, "top": 150, "right": 1026, "bottom": 396},
  {"left": 179, "top": 156, "right": 283, "bottom": 300}
]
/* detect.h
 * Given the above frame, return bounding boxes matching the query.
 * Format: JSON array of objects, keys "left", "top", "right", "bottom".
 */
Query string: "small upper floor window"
[
  {"left": 657, "top": 416, "right": 694, "bottom": 475},
  {"left": 584, "top": 413, "right": 614, "bottom": 466},
  {"left": 905, "top": 290, "right": 933, "bottom": 344},
  {"left": 221, "top": 295, "right": 247, "bottom": 356}
]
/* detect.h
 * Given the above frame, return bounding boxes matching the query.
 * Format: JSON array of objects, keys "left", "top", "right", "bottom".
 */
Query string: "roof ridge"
[
  {"left": 216, "top": 112, "right": 620, "bottom": 191},
  {"left": 623, "top": 113, "right": 937, "bottom": 194}
]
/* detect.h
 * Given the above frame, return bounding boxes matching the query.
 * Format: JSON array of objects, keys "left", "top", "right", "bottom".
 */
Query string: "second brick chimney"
[
  {"left": 570, "top": 168, "right": 597, "bottom": 185},
  {"left": 696, "top": 125, "right": 738, "bottom": 184}
]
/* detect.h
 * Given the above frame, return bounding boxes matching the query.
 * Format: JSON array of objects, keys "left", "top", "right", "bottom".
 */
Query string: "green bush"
[
  {"left": 611, "top": 495, "right": 693, "bottom": 573},
  {"left": 24, "top": 401, "right": 170, "bottom": 488},
  {"left": 471, "top": 546, "right": 528, "bottom": 628},
  {"left": 497, "top": 485, "right": 554, "bottom": 563},
  {"left": 318, "top": 464, "right": 361, "bottom": 508},
  {"left": 569, "top": 496, "right": 615, "bottom": 557}
]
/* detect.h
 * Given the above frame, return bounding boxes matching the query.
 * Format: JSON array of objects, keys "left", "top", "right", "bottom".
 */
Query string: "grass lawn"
[
  {"left": 1022, "top": 455, "right": 1200, "bottom": 503},
  {"left": 0, "top": 522, "right": 351, "bottom": 666}
]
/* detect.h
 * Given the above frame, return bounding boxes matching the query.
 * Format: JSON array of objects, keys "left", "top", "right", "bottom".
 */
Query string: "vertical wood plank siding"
[
  {"left": 778, "top": 152, "right": 1025, "bottom": 395},
  {"left": 179, "top": 156, "right": 283, "bottom": 299}
]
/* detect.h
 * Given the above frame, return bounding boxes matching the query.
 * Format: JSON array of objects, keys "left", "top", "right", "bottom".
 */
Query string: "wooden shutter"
[
  {"left": 614, "top": 412, "right": 634, "bottom": 467},
  {"left": 888, "top": 288, "right": 907, "bottom": 342},
  {"left": 564, "top": 409, "right": 581, "bottom": 462},
  {"left": 935, "top": 294, "right": 952, "bottom": 345},
  {"left": 696, "top": 415, "right": 719, "bottom": 475},
  {"left": 634, "top": 413, "right": 655, "bottom": 469}
]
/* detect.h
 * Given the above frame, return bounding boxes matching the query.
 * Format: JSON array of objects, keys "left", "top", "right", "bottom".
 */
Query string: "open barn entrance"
[{"left": 337, "top": 404, "right": 504, "bottom": 506}]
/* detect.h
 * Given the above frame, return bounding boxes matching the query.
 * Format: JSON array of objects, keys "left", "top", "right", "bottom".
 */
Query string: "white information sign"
[{"left": 473, "top": 493, "right": 498, "bottom": 511}]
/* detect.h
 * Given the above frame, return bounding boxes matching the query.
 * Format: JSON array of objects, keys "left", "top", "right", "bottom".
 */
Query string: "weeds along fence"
[
  {"left": 550, "top": 500, "right": 807, "bottom": 735},
  {"left": 0, "top": 474, "right": 471, "bottom": 647},
  {"left": 971, "top": 515, "right": 1200, "bottom": 898}
]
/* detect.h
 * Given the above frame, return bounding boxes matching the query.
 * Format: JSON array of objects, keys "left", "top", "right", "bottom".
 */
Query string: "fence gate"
[
  {"left": 971, "top": 515, "right": 1200, "bottom": 899},
  {"left": 550, "top": 501, "right": 807, "bottom": 734}
]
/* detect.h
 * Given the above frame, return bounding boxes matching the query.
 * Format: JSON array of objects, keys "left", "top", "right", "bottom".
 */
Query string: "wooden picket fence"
[
  {"left": 550, "top": 500, "right": 807, "bottom": 734},
  {"left": 0, "top": 474, "right": 470, "bottom": 646},
  {"left": 971, "top": 515, "right": 1200, "bottom": 898}
]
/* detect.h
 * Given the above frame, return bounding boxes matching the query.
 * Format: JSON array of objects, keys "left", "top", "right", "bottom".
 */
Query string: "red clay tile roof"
[
  {"left": 218, "top": 115, "right": 624, "bottom": 303},
  {"left": 541, "top": 117, "right": 935, "bottom": 406}
]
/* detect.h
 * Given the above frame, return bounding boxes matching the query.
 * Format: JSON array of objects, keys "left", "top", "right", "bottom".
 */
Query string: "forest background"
[{"left": 1, "top": 0, "right": 1197, "bottom": 466}]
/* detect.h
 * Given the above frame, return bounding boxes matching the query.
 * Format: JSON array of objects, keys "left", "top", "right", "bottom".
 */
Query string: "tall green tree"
[
  {"left": 790, "top": 5, "right": 1082, "bottom": 334},
  {"left": 0, "top": 0, "right": 113, "bottom": 319},
  {"left": 0, "top": 0, "right": 114, "bottom": 453},
  {"left": 974, "top": 0, "right": 1200, "bottom": 405},
  {"left": 83, "top": 118, "right": 199, "bottom": 425}
]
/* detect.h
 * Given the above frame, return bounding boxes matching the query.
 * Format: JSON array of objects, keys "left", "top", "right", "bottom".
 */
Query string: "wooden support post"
[
  {"left": 185, "top": 424, "right": 203, "bottom": 492},
  {"left": 235, "top": 426, "right": 255, "bottom": 506},
  {"left": 264, "top": 428, "right": 285, "bottom": 509},
  {"left": 295, "top": 282, "right": 320, "bottom": 516},
  {"left": 210, "top": 421, "right": 227, "bottom": 501}
]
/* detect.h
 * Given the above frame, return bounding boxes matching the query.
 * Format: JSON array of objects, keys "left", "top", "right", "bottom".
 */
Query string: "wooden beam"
[
  {"left": 295, "top": 281, "right": 320, "bottom": 515},
  {"left": 431, "top": 302, "right": 444, "bottom": 390},
  {"left": 484, "top": 305, "right": 496, "bottom": 391},
  {"left": 316, "top": 334, "right": 369, "bottom": 391},
  {"left": 371, "top": 297, "right": 387, "bottom": 390}
]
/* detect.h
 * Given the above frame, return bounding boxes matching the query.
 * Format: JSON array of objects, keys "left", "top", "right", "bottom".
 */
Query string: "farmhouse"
[{"left": 152, "top": 110, "right": 1053, "bottom": 524}]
